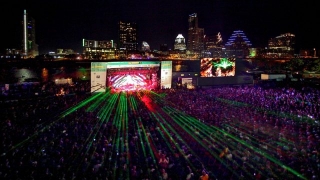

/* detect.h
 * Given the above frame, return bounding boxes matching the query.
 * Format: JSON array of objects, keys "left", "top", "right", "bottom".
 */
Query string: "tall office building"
[
  {"left": 141, "top": 41, "right": 150, "bottom": 52},
  {"left": 224, "top": 30, "right": 252, "bottom": 57},
  {"left": 187, "top": 13, "right": 204, "bottom": 53},
  {"left": 174, "top": 34, "right": 187, "bottom": 51},
  {"left": 204, "top": 32, "right": 224, "bottom": 50},
  {"left": 202, "top": 32, "right": 224, "bottom": 58},
  {"left": 225, "top": 30, "right": 252, "bottom": 49},
  {"left": 118, "top": 21, "right": 138, "bottom": 51},
  {"left": 22, "top": 10, "right": 39, "bottom": 58}
]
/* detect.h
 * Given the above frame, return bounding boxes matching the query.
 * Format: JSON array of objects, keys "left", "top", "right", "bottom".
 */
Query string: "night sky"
[{"left": 1, "top": 0, "right": 319, "bottom": 54}]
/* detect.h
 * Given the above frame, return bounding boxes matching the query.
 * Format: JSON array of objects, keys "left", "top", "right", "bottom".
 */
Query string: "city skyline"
[{"left": 1, "top": 0, "right": 319, "bottom": 54}]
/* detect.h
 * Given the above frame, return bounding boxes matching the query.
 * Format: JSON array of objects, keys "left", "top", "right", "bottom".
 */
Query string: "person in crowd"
[{"left": 199, "top": 169, "right": 209, "bottom": 180}]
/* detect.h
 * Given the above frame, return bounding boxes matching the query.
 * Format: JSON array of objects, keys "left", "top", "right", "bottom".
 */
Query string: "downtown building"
[
  {"left": 174, "top": 34, "right": 187, "bottom": 51},
  {"left": 118, "top": 21, "right": 138, "bottom": 52},
  {"left": 169, "top": 34, "right": 187, "bottom": 59},
  {"left": 141, "top": 41, "right": 151, "bottom": 52},
  {"left": 82, "top": 39, "right": 117, "bottom": 60},
  {"left": 266, "top": 33, "right": 295, "bottom": 58},
  {"left": 22, "top": 10, "right": 39, "bottom": 58},
  {"left": 187, "top": 13, "right": 204, "bottom": 55},
  {"left": 203, "top": 32, "right": 224, "bottom": 58},
  {"left": 224, "top": 30, "right": 252, "bottom": 58}
]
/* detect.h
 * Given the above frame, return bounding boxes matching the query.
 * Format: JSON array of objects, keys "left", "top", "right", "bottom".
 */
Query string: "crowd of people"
[
  {"left": 163, "top": 86, "right": 320, "bottom": 179},
  {"left": 0, "top": 81, "right": 319, "bottom": 180}
]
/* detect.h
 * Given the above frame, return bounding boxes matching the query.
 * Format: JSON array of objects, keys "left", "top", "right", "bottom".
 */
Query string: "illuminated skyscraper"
[
  {"left": 22, "top": 10, "right": 38, "bottom": 58},
  {"left": 225, "top": 30, "right": 252, "bottom": 49},
  {"left": 118, "top": 21, "right": 138, "bottom": 51},
  {"left": 224, "top": 30, "right": 252, "bottom": 57},
  {"left": 187, "top": 13, "right": 204, "bottom": 53},
  {"left": 174, "top": 34, "right": 186, "bottom": 51},
  {"left": 204, "top": 32, "right": 223, "bottom": 50},
  {"left": 141, "top": 41, "right": 150, "bottom": 52},
  {"left": 203, "top": 32, "right": 224, "bottom": 58}
]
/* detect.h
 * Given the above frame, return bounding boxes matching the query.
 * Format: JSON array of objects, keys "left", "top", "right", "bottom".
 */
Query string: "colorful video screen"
[
  {"left": 200, "top": 58, "right": 236, "bottom": 77},
  {"left": 106, "top": 61, "right": 160, "bottom": 92}
]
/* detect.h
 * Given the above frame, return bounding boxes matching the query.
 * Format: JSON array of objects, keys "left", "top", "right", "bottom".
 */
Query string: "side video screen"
[{"left": 200, "top": 58, "right": 236, "bottom": 77}]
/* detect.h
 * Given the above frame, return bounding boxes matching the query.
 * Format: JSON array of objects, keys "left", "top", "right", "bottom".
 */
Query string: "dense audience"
[
  {"left": 163, "top": 86, "right": 320, "bottom": 179},
  {"left": 0, "top": 81, "right": 319, "bottom": 180}
]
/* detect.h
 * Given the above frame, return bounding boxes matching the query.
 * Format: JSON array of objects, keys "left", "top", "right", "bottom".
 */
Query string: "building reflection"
[{"left": 41, "top": 68, "right": 49, "bottom": 82}]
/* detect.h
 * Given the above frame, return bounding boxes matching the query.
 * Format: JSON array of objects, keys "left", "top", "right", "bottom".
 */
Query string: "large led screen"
[
  {"left": 200, "top": 58, "right": 236, "bottom": 77},
  {"left": 106, "top": 61, "right": 160, "bottom": 92}
]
